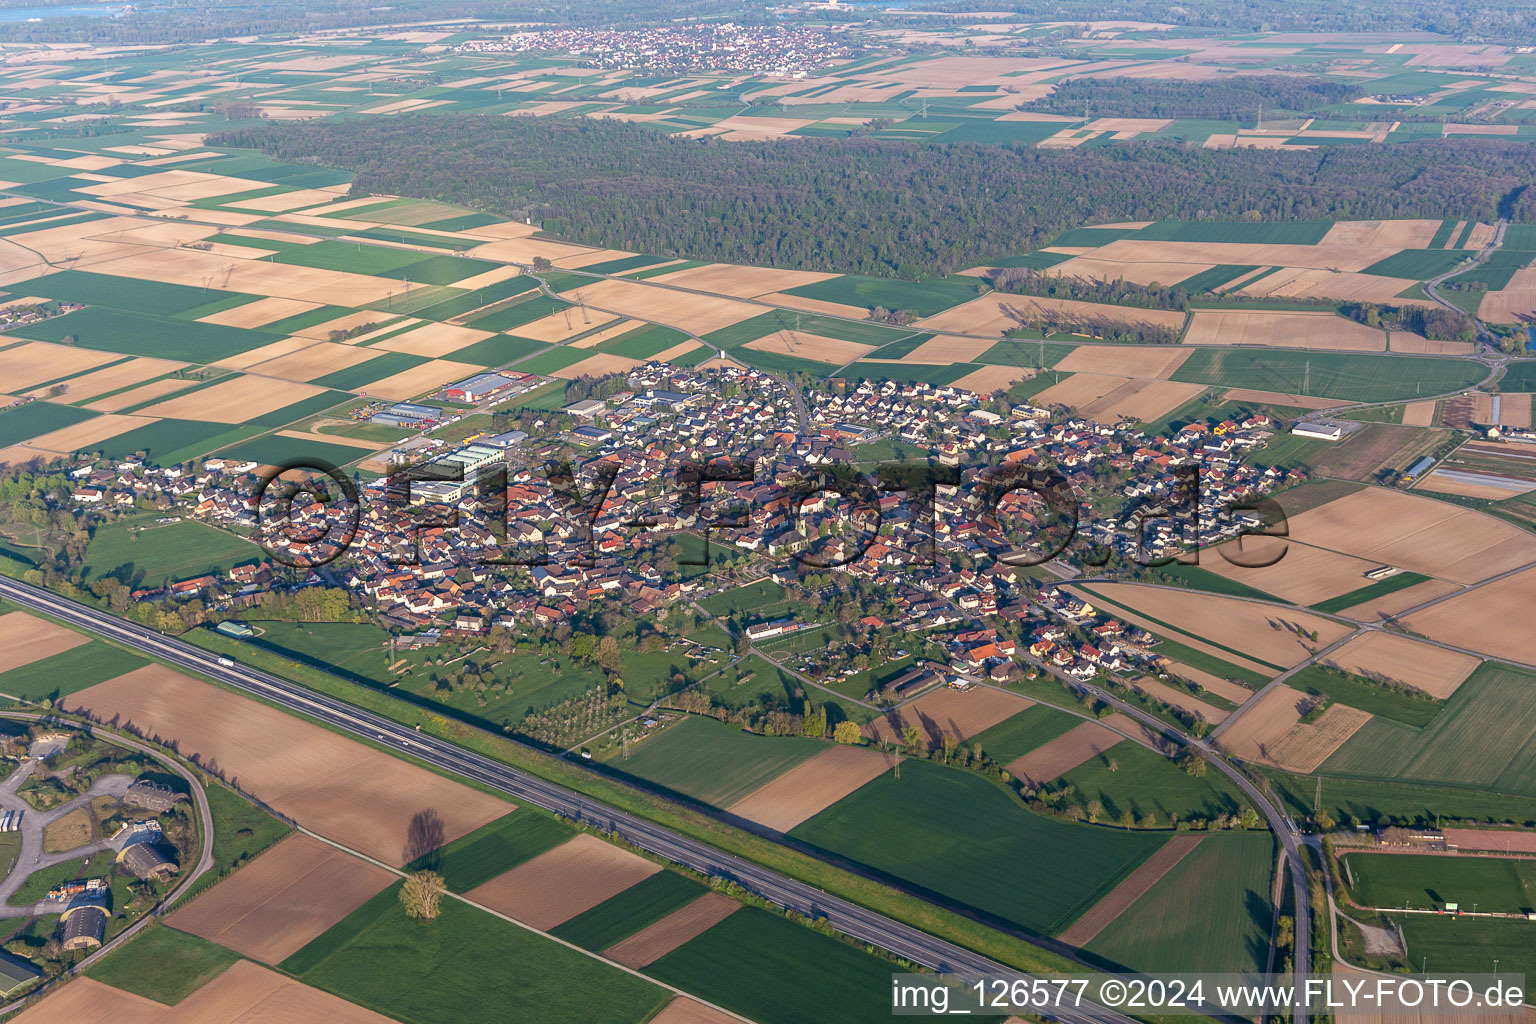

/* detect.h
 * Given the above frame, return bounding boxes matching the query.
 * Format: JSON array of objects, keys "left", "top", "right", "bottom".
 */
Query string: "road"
[
  {"left": 1423, "top": 218, "right": 1506, "bottom": 350},
  {"left": 0, "top": 574, "right": 1147, "bottom": 1024}
]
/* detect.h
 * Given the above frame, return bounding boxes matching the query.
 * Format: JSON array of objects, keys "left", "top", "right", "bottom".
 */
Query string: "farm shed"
[
  {"left": 117, "top": 841, "right": 178, "bottom": 881},
  {"left": 59, "top": 905, "right": 107, "bottom": 951},
  {"left": 0, "top": 952, "right": 40, "bottom": 995}
]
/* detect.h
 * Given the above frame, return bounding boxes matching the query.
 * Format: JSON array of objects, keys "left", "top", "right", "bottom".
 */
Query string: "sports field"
[
  {"left": 789, "top": 759, "right": 1166, "bottom": 935},
  {"left": 1385, "top": 914, "right": 1536, "bottom": 978},
  {"left": 1343, "top": 852, "right": 1536, "bottom": 913},
  {"left": 1084, "top": 832, "right": 1276, "bottom": 974}
]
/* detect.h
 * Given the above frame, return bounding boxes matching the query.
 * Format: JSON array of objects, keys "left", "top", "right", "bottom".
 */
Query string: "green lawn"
[
  {"left": 0, "top": 641, "right": 147, "bottom": 702},
  {"left": 1321, "top": 663, "right": 1536, "bottom": 795},
  {"left": 600, "top": 716, "right": 826, "bottom": 809},
  {"left": 789, "top": 759, "right": 1168, "bottom": 936},
  {"left": 1386, "top": 913, "right": 1536, "bottom": 977},
  {"left": 82, "top": 519, "right": 262, "bottom": 587},
  {"left": 697, "top": 579, "right": 796, "bottom": 621},
  {"left": 283, "top": 885, "right": 669, "bottom": 1024},
  {"left": 414, "top": 808, "right": 568, "bottom": 891},
  {"left": 550, "top": 870, "right": 708, "bottom": 950},
  {"left": 1345, "top": 852, "right": 1536, "bottom": 913},
  {"left": 86, "top": 925, "right": 241, "bottom": 1004},
  {"left": 1085, "top": 832, "right": 1276, "bottom": 974}
]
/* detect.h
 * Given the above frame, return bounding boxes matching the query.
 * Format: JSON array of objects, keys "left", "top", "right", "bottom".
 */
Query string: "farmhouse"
[
  {"left": 117, "top": 841, "right": 178, "bottom": 881},
  {"left": 59, "top": 905, "right": 107, "bottom": 951}
]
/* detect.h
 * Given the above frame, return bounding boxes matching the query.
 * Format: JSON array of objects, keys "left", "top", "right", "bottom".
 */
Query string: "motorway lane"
[{"left": 0, "top": 575, "right": 1145, "bottom": 1024}]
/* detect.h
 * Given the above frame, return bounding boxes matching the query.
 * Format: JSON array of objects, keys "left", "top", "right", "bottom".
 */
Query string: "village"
[
  {"left": 454, "top": 24, "right": 855, "bottom": 75},
  {"left": 45, "top": 358, "right": 1295, "bottom": 735}
]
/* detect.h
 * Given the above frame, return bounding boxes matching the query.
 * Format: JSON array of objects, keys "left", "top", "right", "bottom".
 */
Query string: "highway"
[{"left": 0, "top": 574, "right": 1148, "bottom": 1024}]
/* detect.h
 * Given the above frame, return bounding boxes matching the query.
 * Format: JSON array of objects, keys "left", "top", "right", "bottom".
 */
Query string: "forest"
[
  {"left": 1022, "top": 77, "right": 1362, "bottom": 121},
  {"left": 217, "top": 115, "right": 1536, "bottom": 278}
]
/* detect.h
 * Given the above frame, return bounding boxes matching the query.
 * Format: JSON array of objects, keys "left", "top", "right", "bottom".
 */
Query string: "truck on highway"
[{"left": 216, "top": 656, "right": 235, "bottom": 667}]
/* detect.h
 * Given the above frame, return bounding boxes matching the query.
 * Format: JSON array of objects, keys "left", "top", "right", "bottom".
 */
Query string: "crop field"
[
  {"left": 166, "top": 832, "right": 397, "bottom": 964},
  {"left": 789, "top": 759, "right": 1167, "bottom": 936},
  {"left": 467, "top": 833, "right": 661, "bottom": 930},
  {"left": 724, "top": 744, "right": 899, "bottom": 832},
  {"left": 1085, "top": 832, "right": 1276, "bottom": 974},
  {"left": 84, "top": 925, "right": 242, "bottom": 1005},
  {"left": 1318, "top": 632, "right": 1481, "bottom": 701},
  {"left": 82, "top": 518, "right": 262, "bottom": 588},
  {"left": 419, "top": 808, "right": 573, "bottom": 892},
  {"left": 283, "top": 887, "right": 669, "bottom": 1024},
  {"left": 778, "top": 273, "right": 979, "bottom": 316},
  {"left": 1322, "top": 663, "right": 1536, "bottom": 796},
  {"left": 969, "top": 703, "right": 1083, "bottom": 764},
  {"left": 600, "top": 716, "right": 825, "bottom": 808},
  {"left": 1056, "top": 740, "right": 1249, "bottom": 825},
  {"left": 65, "top": 664, "right": 512, "bottom": 865},
  {"left": 0, "top": 640, "right": 147, "bottom": 702},
  {"left": 1344, "top": 852, "right": 1536, "bottom": 912},
  {"left": 0, "top": 610, "right": 87, "bottom": 673},
  {"left": 1287, "top": 665, "right": 1447, "bottom": 730},
  {"left": 550, "top": 870, "right": 709, "bottom": 951},
  {"left": 1170, "top": 349, "right": 1486, "bottom": 403},
  {"left": 647, "top": 906, "right": 952, "bottom": 1024}
]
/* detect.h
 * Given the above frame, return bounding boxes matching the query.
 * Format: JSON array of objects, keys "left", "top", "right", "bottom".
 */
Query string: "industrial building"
[{"left": 445, "top": 373, "right": 518, "bottom": 403}]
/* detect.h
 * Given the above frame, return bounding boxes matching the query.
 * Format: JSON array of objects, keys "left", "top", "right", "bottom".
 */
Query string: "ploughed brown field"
[
  {"left": 11, "top": 961, "right": 397, "bottom": 1024},
  {"left": 724, "top": 744, "right": 898, "bottom": 832},
  {"left": 1004, "top": 713, "right": 1156, "bottom": 786},
  {"left": 0, "top": 610, "right": 88, "bottom": 673},
  {"left": 864, "top": 686, "right": 1030, "bottom": 747},
  {"left": 1320, "top": 631, "right": 1481, "bottom": 699},
  {"left": 466, "top": 833, "right": 659, "bottom": 930},
  {"left": 166, "top": 833, "right": 395, "bottom": 963},
  {"left": 64, "top": 665, "right": 510, "bottom": 865},
  {"left": 603, "top": 892, "right": 741, "bottom": 969}
]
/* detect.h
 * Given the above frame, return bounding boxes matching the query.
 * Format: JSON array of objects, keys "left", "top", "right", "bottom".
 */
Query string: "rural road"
[{"left": 0, "top": 574, "right": 1148, "bottom": 1024}]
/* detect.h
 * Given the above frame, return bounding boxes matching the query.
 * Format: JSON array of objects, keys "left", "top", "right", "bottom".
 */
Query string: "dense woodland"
[
  {"left": 1022, "top": 77, "right": 1362, "bottom": 121},
  {"left": 1339, "top": 302, "right": 1478, "bottom": 341},
  {"left": 220, "top": 115, "right": 1536, "bottom": 278}
]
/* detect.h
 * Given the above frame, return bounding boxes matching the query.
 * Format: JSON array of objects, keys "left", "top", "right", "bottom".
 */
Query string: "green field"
[
  {"left": 790, "top": 759, "right": 1167, "bottom": 936},
  {"left": 1175, "top": 264, "right": 1262, "bottom": 293},
  {"left": 1262, "top": 769, "right": 1536, "bottom": 830},
  {"left": 82, "top": 518, "right": 261, "bottom": 587},
  {"left": 1085, "top": 832, "right": 1276, "bottom": 974},
  {"left": 17, "top": 307, "right": 273, "bottom": 361},
  {"left": 600, "top": 716, "right": 826, "bottom": 808},
  {"left": 1386, "top": 913, "right": 1536, "bottom": 977},
  {"left": 1288, "top": 664, "right": 1448, "bottom": 729},
  {"left": 86, "top": 925, "right": 241, "bottom": 1004},
  {"left": 648, "top": 906, "right": 985, "bottom": 1024},
  {"left": 0, "top": 401, "right": 96, "bottom": 447},
  {"left": 1344, "top": 852, "right": 1536, "bottom": 913},
  {"left": 1361, "top": 249, "right": 1474, "bottom": 279},
  {"left": 970, "top": 703, "right": 1082, "bottom": 764},
  {"left": 1321, "top": 663, "right": 1536, "bottom": 795},
  {"left": 415, "top": 808, "right": 568, "bottom": 891},
  {"left": 696, "top": 579, "right": 796, "bottom": 621},
  {"left": 0, "top": 640, "right": 147, "bottom": 701},
  {"left": 1311, "top": 571, "right": 1431, "bottom": 614},
  {"left": 7, "top": 270, "right": 239, "bottom": 316},
  {"left": 1134, "top": 221, "right": 1333, "bottom": 244},
  {"left": 1056, "top": 741, "right": 1250, "bottom": 825},
  {"left": 283, "top": 886, "right": 668, "bottom": 1024},
  {"left": 1171, "top": 349, "right": 1486, "bottom": 403},
  {"left": 551, "top": 870, "right": 708, "bottom": 950},
  {"left": 219, "top": 433, "right": 375, "bottom": 469},
  {"left": 779, "top": 274, "right": 979, "bottom": 317}
]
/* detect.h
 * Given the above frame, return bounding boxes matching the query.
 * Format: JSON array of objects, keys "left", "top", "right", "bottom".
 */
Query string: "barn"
[{"left": 60, "top": 905, "right": 107, "bottom": 951}]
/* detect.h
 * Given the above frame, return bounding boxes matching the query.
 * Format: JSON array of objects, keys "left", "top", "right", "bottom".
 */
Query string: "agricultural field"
[
  {"left": 788, "top": 758, "right": 1168, "bottom": 936},
  {"left": 1083, "top": 832, "right": 1276, "bottom": 975},
  {"left": 599, "top": 715, "right": 827, "bottom": 809}
]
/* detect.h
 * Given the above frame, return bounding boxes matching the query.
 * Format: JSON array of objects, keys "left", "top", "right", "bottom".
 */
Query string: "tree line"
[{"left": 216, "top": 115, "right": 1536, "bottom": 279}]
